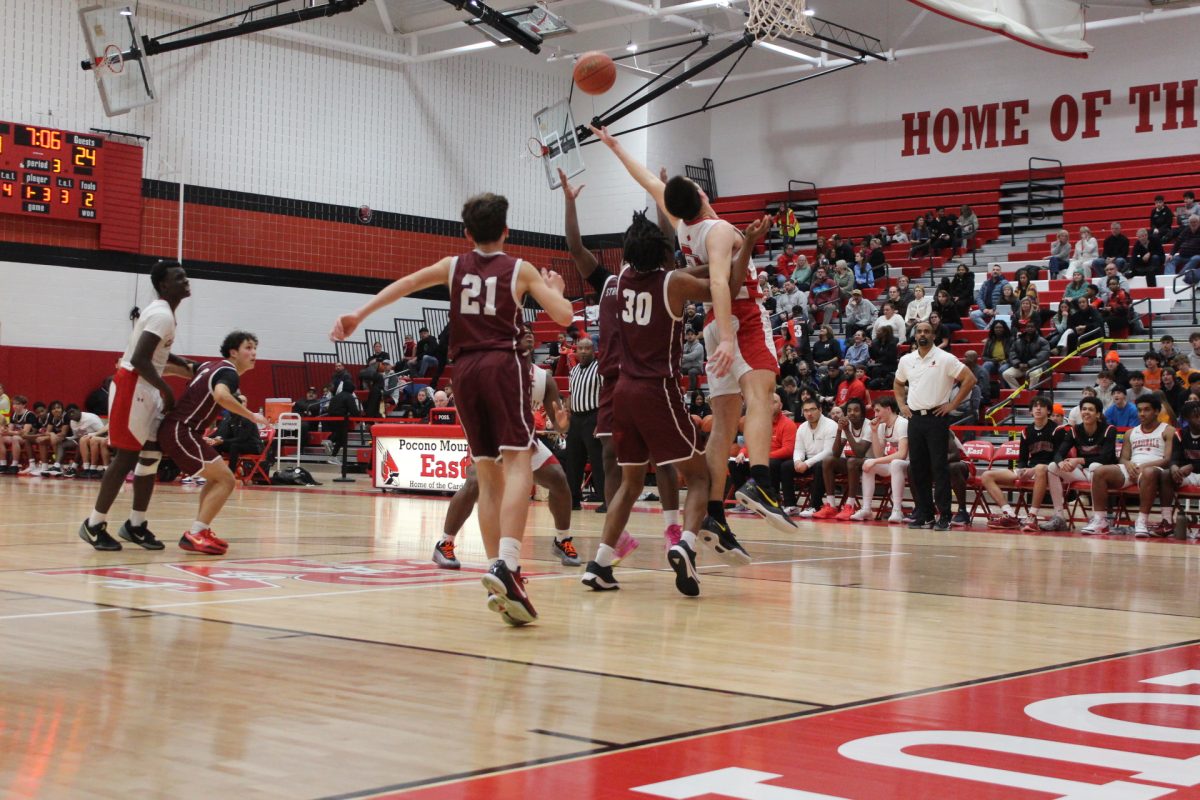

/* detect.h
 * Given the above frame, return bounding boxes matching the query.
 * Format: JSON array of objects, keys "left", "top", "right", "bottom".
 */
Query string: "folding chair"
[
  {"left": 236, "top": 428, "right": 275, "bottom": 485},
  {"left": 961, "top": 440, "right": 995, "bottom": 518}
]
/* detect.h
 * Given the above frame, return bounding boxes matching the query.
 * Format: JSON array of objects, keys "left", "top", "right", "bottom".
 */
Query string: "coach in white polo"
[{"left": 894, "top": 320, "right": 976, "bottom": 531}]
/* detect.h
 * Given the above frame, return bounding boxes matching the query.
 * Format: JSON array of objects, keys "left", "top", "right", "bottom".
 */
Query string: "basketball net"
[{"left": 746, "top": 0, "right": 815, "bottom": 41}]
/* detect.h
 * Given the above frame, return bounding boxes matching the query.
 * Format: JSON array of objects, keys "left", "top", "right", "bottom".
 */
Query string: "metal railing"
[
  {"left": 685, "top": 158, "right": 717, "bottom": 200},
  {"left": 1175, "top": 270, "right": 1199, "bottom": 324},
  {"left": 1010, "top": 157, "right": 1064, "bottom": 246}
]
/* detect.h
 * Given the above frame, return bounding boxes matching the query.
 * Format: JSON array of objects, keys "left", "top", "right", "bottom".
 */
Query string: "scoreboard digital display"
[{"left": 0, "top": 121, "right": 104, "bottom": 222}]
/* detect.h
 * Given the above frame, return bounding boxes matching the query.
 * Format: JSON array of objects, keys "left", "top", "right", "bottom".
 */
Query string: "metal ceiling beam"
[{"left": 373, "top": 0, "right": 397, "bottom": 33}]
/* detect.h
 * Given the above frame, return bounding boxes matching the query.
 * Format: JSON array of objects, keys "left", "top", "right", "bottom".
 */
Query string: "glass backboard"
[
  {"left": 78, "top": 3, "right": 157, "bottom": 117},
  {"left": 533, "top": 99, "right": 584, "bottom": 190}
]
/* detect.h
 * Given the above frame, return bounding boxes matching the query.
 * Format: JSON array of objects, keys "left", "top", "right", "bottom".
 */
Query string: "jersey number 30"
[
  {"left": 621, "top": 289, "right": 653, "bottom": 326},
  {"left": 460, "top": 275, "right": 498, "bottom": 316}
]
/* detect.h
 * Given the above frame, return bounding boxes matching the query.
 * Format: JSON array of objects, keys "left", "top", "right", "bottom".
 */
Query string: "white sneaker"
[
  {"left": 784, "top": 506, "right": 802, "bottom": 516},
  {"left": 1133, "top": 520, "right": 1151, "bottom": 538},
  {"left": 798, "top": 508, "right": 817, "bottom": 518},
  {"left": 1081, "top": 517, "right": 1110, "bottom": 535},
  {"left": 850, "top": 507, "right": 872, "bottom": 521},
  {"left": 887, "top": 512, "right": 904, "bottom": 524},
  {"left": 181, "top": 476, "right": 195, "bottom": 484},
  {"left": 19, "top": 463, "right": 38, "bottom": 475}
]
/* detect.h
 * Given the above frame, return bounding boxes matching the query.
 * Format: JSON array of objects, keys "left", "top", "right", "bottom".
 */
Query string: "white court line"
[
  {"left": 0, "top": 571, "right": 586, "bottom": 622},
  {"left": 701, "top": 552, "right": 908, "bottom": 569}
]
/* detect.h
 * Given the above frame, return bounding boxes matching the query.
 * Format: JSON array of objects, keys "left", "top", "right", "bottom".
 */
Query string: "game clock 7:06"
[{"left": 0, "top": 121, "right": 106, "bottom": 222}]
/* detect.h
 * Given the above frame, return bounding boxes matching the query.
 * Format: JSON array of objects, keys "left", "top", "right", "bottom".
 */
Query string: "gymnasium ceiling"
[{"left": 133, "top": 0, "right": 1200, "bottom": 83}]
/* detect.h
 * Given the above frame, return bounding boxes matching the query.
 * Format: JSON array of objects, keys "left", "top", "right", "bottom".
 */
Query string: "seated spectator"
[
  {"left": 1104, "top": 386, "right": 1138, "bottom": 428},
  {"left": 929, "top": 206, "right": 959, "bottom": 256},
  {"left": 1154, "top": 334, "right": 1180, "bottom": 365},
  {"left": 808, "top": 268, "right": 840, "bottom": 326},
  {"left": 681, "top": 328, "right": 705, "bottom": 392},
  {"left": 1048, "top": 300, "right": 1075, "bottom": 356},
  {"left": 867, "top": 324, "right": 899, "bottom": 389},
  {"left": 927, "top": 312, "right": 951, "bottom": 349},
  {"left": 957, "top": 204, "right": 979, "bottom": 253},
  {"left": 1150, "top": 195, "right": 1173, "bottom": 240},
  {"left": 1047, "top": 229, "right": 1071, "bottom": 277},
  {"left": 903, "top": 285, "right": 931, "bottom": 337},
  {"left": 894, "top": 274, "right": 915, "bottom": 310},
  {"left": 1013, "top": 270, "right": 1039, "bottom": 305},
  {"left": 1097, "top": 262, "right": 1131, "bottom": 298},
  {"left": 1126, "top": 371, "right": 1148, "bottom": 402},
  {"left": 793, "top": 361, "right": 818, "bottom": 395},
  {"left": 843, "top": 329, "right": 870, "bottom": 368},
  {"left": 683, "top": 304, "right": 704, "bottom": 336},
  {"left": 84, "top": 377, "right": 111, "bottom": 417},
  {"left": 832, "top": 259, "right": 855, "bottom": 300},
  {"left": 1161, "top": 369, "right": 1187, "bottom": 417},
  {"left": 908, "top": 216, "right": 931, "bottom": 257},
  {"left": 873, "top": 301, "right": 905, "bottom": 342},
  {"left": 831, "top": 233, "right": 855, "bottom": 265},
  {"left": 330, "top": 362, "right": 354, "bottom": 396},
  {"left": 790, "top": 255, "right": 813, "bottom": 290},
  {"left": 980, "top": 320, "right": 1014, "bottom": 398},
  {"left": 1002, "top": 323, "right": 1050, "bottom": 389},
  {"left": 1067, "top": 386, "right": 1099, "bottom": 426},
  {"left": 969, "top": 263, "right": 1010, "bottom": 329},
  {"left": 776, "top": 343, "right": 800, "bottom": 383},
  {"left": 36, "top": 400, "right": 69, "bottom": 475},
  {"left": 1093, "top": 369, "right": 1117, "bottom": 408},
  {"left": 776, "top": 243, "right": 800, "bottom": 281},
  {"left": 359, "top": 341, "right": 391, "bottom": 389},
  {"left": 414, "top": 327, "right": 441, "bottom": 378},
  {"left": 1069, "top": 226, "right": 1099, "bottom": 274},
  {"left": 1169, "top": 214, "right": 1200, "bottom": 284},
  {"left": 1173, "top": 191, "right": 1198, "bottom": 240},
  {"left": 1091, "top": 222, "right": 1129, "bottom": 276},
  {"left": 884, "top": 285, "right": 905, "bottom": 316},
  {"left": 867, "top": 237, "right": 888, "bottom": 282},
  {"left": 687, "top": 390, "right": 711, "bottom": 427},
  {"left": 843, "top": 289, "right": 877, "bottom": 339},
  {"left": 811, "top": 325, "right": 842, "bottom": 373},
  {"left": 981, "top": 396, "right": 1057, "bottom": 531},
  {"left": 777, "top": 376, "right": 802, "bottom": 419},
  {"left": 777, "top": 279, "right": 805, "bottom": 318},
  {"left": 1013, "top": 296, "right": 1042, "bottom": 332},
  {"left": 1062, "top": 270, "right": 1089, "bottom": 303},
  {"left": 942, "top": 263, "right": 975, "bottom": 318},
  {"left": 1143, "top": 352, "right": 1164, "bottom": 392},
  {"left": 1191, "top": 332, "right": 1200, "bottom": 371},
  {"left": 852, "top": 252, "right": 874, "bottom": 289},
  {"left": 833, "top": 362, "right": 869, "bottom": 407},
  {"left": 928, "top": 288, "right": 960, "bottom": 334},
  {"left": 811, "top": 397, "right": 873, "bottom": 520},
  {"left": 1067, "top": 295, "right": 1104, "bottom": 351},
  {"left": 948, "top": 350, "right": 987, "bottom": 426},
  {"left": 2, "top": 396, "right": 34, "bottom": 473},
  {"left": 1100, "top": 276, "right": 1135, "bottom": 338},
  {"left": 888, "top": 225, "right": 907, "bottom": 245},
  {"left": 789, "top": 398, "right": 838, "bottom": 517},
  {"left": 403, "top": 387, "right": 435, "bottom": 422},
  {"left": 764, "top": 394, "right": 799, "bottom": 510},
  {"left": 812, "top": 235, "right": 833, "bottom": 270},
  {"left": 850, "top": 396, "right": 909, "bottom": 522}
]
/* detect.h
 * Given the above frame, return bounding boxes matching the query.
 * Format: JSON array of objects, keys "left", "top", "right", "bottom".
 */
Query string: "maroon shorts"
[
  {"left": 158, "top": 420, "right": 219, "bottom": 477},
  {"left": 595, "top": 375, "right": 618, "bottom": 437},
  {"left": 454, "top": 349, "right": 534, "bottom": 460},
  {"left": 612, "top": 377, "right": 702, "bottom": 466}
]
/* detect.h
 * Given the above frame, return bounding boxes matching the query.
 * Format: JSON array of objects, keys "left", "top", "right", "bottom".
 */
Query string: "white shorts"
[
  {"left": 1049, "top": 463, "right": 1098, "bottom": 484},
  {"left": 1180, "top": 472, "right": 1200, "bottom": 488},
  {"left": 703, "top": 304, "right": 778, "bottom": 399},
  {"left": 531, "top": 439, "right": 557, "bottom": 472},
  {"left": 108, "top": 369, "right": 163, "bottom": 451}
]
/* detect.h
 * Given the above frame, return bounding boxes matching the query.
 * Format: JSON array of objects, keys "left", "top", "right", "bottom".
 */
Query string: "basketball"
[{"left": 573, "top": 51, "right": 616, "bottom": 95}]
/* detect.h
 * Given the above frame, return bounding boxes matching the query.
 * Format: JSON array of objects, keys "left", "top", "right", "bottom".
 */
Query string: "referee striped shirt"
[{"left": 569, "top": 359, "right": 601, "bottom": 414}]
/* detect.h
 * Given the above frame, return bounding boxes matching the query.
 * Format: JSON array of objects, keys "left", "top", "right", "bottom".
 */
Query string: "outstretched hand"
[
  {"left": 557, "top": 168, "right": 584, "bottom": 200},
  {"left": 542, "top": 268, "right": 566, "bottom": 294},
  {"left": 331, "top": 312, "right": 361, "bottom": 342},
  {"left": 589, "top": 124, "right": 617, "bottom": 148},
  {"left": 743, "top": 214, "right": 773, "bottom": 245}
]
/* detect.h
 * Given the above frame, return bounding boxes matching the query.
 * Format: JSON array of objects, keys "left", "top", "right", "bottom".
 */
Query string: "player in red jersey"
[
  {"left": 157, "top": 331, "right": 268, "bottom": 555},
  {"left": 591, "top": 126, "right": 793, "bottom": 569},
  {"left": 333, "top": 193, "right": 574, "bottom": 626},
  {"left": 558, "top": 167, "right": 682, "bottom": 558}
]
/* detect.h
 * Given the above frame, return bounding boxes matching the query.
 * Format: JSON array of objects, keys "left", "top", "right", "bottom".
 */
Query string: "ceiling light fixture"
[{"left": 626, "top": 39, "right": 638, "bottom": 52}]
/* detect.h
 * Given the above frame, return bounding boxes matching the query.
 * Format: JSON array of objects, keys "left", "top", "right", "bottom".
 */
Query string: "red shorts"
[
  {"left": 595, "top": 375, "right": 617, "bottom": 437},
  {"left": 158, "top": 420, "right": 219, "bottom": 477},
  {"left": 612, "top": 377, "right": 702, "bottom": 466},
  {"left": 107, "top": 367, "right": 163, "bottom": 452},
  {"left": 454, "top": 349, "right": 534, "bottom": 460}
]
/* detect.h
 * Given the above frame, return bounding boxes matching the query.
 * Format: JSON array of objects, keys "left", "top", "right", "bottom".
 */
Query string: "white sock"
[
  {"left": 498, "top": 537, "right": 521, "bottom": 571},
  {"left": 130, "top": 510, "right": 147, "bottom": 527},
  {"left": 663, "top": 510, "right": 680, "bottom": 527},
  {"left": 190, "top": 521, "right": 208, "bottom": 534},
  {"left": 681, "top": 530, "right": 697, "bottom": 547},
  {"left": 87, "top": 511, "right": 107, "bottom": 527},
  {"left": 441, "top": 532, "right": 456, "bottom": 543},
  {"left": 83, "top": 463, "right": 92, "bottom": 470},
  {"left": 1001, "top": 504, "right": 1014, "bottom": 516},
  {"left": 554, "top": 529, "right": 571, "bottom": 542},
  {"left": 844, "top": 497, "right": 856, "bottom": 508},
  {"left": 595, "top": 543, "right": 615, "bottom": 567},
  {"left": 1093, "top": 512, "right": 1106, "bottom": 523},
  {"left": 1136, "top": 513, "right": 1149, "bottom": 526}
]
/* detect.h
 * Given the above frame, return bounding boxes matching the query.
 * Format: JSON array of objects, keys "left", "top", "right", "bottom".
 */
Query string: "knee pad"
[{"left": 134, "top": 451, "right": 162, "bottom": 477}]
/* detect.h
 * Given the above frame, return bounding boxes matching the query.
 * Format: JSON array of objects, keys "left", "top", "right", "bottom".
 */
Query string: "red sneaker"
[
  {"left": 812, "top": 503, "right": 840, "bottom": 520},
  {"left": 207, "top": 529, "right": 229, "bottom": 549},
  {"left": 179, "top": 529, "right": 226, "bottom": 555},
  {"left": 987, "top": 513, "right": 1021, "bottom": 529},
  {"left": 834, "top": 504, "right": 857, "bottom": 521}
]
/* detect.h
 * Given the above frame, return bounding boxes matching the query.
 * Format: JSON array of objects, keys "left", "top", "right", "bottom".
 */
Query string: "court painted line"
[{"left": 702, "top": 552, "right": 907, "bottom": 568}]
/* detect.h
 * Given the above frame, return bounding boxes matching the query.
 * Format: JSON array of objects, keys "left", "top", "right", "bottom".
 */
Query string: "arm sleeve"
[
  {"left": 806, "top": 422, "right": 836, "bottom": 467},
  {"left": 585, "top": 266, "right": 613, "bottom": 294},
  {"left": 772, "top": 421, "right": 797, "bottom": 461},
  {"left": 213, "top": 367, "right": 240, "bottom": 395},
  {"left": 792, "top": 429, "right": 806, "bottom": 463}
]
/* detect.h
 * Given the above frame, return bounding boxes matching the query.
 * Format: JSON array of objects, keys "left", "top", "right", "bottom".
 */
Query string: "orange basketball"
[{"left": 573, "top": 51, "right": 616, "bottom": 95}]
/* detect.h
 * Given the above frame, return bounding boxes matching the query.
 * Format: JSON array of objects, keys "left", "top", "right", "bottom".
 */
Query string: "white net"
[{"left": 746, "top": 0, "right": 814, "bottom": 41}]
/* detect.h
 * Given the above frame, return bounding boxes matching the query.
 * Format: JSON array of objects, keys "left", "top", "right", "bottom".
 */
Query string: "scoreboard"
[{"left": 0, "top": 121, "right": 105, "bottom": 222}]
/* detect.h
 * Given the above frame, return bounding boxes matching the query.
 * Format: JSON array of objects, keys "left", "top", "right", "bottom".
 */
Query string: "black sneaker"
[
  {"left": 481, "top": 560, "right": 537, "bottom": 626},
  {"left": 734, "top": 478, "right": 796, "bottom": 533},
  {"left": 907, "top": 516, "right": 931, "bottom": 529},
  {"left": 78, "top": 520, "right": 122, "bottom": 551},
  {"left": 933, "top": 517, "right": 952, "bottom": 531},
  {"left": 432, "top": 538, "right": 461, "bottom": 569},
  {"left": 667, "top": 541, "right": 700, "bottom": 597},
  {"left": 118, "top": 520, "right": 165, "bottom": 550},
  {"left": 700, "top": 515, "right": 752, "bottom": 566},
  {"left": 951, "top": 510, "right": 971, "bottom": 527},
  {"left": 581, "top": 561, "right": 620, "bottom": 591}
]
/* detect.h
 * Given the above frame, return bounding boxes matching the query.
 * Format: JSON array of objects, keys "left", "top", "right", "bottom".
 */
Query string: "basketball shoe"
[
  {"left": 78, "top": 520, "right": 122, "bottom": 551},
  {"left": 661, "top": 525, "right": 681, "bottom": 553},
  {"left": 552, "top": 536, "right": 580, "bottom": 567},
  {"left": 433, "top": 538, "right": 461, "bottom": 569},
  {"left": 482, "top": 561, "right": 537, "bottom": 626},
  {"left": 812, "top": 503, "right": 840, "bottom": 520},
  {"left": 699, "top": 516, "right": 752, "bottom": 565},
  {"left": 734, "top": 478, "right": 796, "bottom": 533},
  {"left": 118, "top": 520, "right": 165, "bottom": 550},
  {"left": 666, "top": 541, "right": 700, "bottom": 597},
  {"left": 614, "top": 530, "right": 641, "bottom": 564},
  {"left": 179, "top": 529, "right": 227, "bottom": 555},
  {"left": 581, "top": 561, "right": 620, "bottom": 591}
]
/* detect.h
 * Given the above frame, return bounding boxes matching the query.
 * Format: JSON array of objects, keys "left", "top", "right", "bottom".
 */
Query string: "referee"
[
  {"left": 894, "top": 320, "right": 977, "bottom": 530},
  {"left": 566, "top": 337, "right": 605, "bottom": 510}
]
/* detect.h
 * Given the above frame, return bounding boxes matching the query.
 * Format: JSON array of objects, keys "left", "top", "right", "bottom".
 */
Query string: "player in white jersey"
[
  {"left": 590, "top": 124, "right": 789, "bottom": 571},
  {"left": 433, "top": 327, "right": 578, "bottom": 569},
  {"left": 1087, "top": 394, "right": 1175, "bottom": 536},
  {"left": 851, "top": 396, "right": 911, "bottom": 522},
  {"left": 79, "top": 260, "right": 195, "bottom": 552}
]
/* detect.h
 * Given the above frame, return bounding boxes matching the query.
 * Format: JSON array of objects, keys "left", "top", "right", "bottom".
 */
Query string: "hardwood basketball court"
[{"left": 3, "top": 474, "right": 1199, "bottom": 798}]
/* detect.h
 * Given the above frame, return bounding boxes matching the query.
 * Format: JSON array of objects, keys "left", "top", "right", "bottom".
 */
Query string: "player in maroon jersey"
[
  {"left": 582, "top": 211, "right": 771, "bottom": 596},
  {"left": 558, "top": 167, "right": 682, "bottom": 559},
  {"left": 157, "top": 331, "right": 268, "bottom": 555},
  {"left": 332, "top": 193, "right": 574, "bottom": 626}
]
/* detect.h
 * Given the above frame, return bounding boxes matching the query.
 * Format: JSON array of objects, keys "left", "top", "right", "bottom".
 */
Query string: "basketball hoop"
[
  {"left": 102, "top": 43, "right": 125, "bottom": 74},
  {"left": 526, "top": 137, "right": 550, "bottom": 159},
  {"left": 746, "top": 0, "right": 815, "bottom": 41}
]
